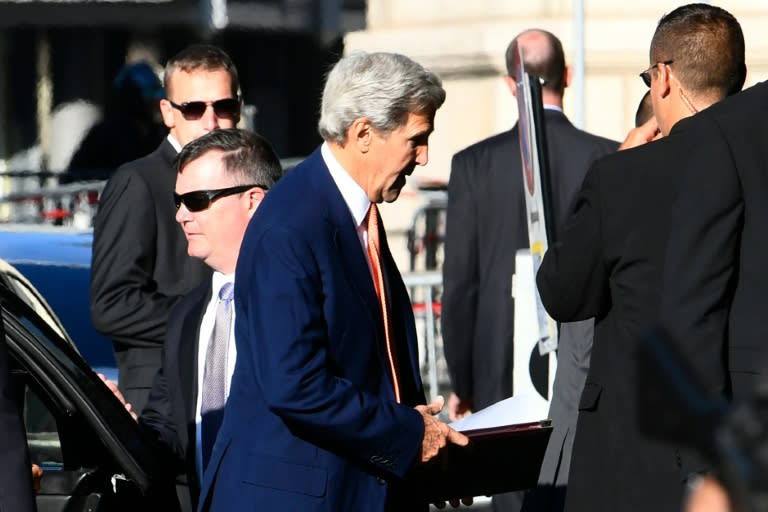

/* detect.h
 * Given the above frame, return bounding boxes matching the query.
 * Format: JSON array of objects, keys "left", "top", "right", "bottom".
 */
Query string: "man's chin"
[{"left": 382, "top": 188, "right": 404, "bottom": 203}]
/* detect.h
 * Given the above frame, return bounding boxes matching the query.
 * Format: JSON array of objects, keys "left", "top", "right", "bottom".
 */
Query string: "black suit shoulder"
[
  {"left": 660, "top": 82, "right": 768, "bottom": 397},
  {"left": 91, "top": 139, "right": 208, "bottom": 348},
  {"left": 545, "top": 112, "right": 617, "bottom": 152},
  {"left": 454, "top": 129, "right": 517, "bottom": 159},
  {"left": 537, "top": 130, "right": 683, "bottom": 323}
]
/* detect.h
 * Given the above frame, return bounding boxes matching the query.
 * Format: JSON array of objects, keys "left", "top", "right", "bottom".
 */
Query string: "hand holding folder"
[{"left": 406, "top": 394, "right": 553, "bottom": 502}]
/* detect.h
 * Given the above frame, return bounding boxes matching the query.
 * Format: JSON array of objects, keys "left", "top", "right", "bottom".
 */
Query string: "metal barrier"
[
  {"left": 0, "top": 172, "right": 105, "bottom": 227},
  {"left": 406, "top": 187, "right": 447, "bottom": 272},
  {"left": 403, "top": 270, "right": 449, "bottom": 401}
]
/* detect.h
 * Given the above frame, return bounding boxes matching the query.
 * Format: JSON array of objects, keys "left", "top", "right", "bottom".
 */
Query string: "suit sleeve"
[
  {"left": 0, "top": 322, "right": 36, "bottom": 512},
  {"left": 138, "top": 362, "right": 185, "bottom": 472},
  {"left": 537, "top": 161, "right": 610, "bottom": 321},
  {"left": 440, "top": 151, "right": 479, "bottom": 402},
  {"left": 659, "top": 115, "right": 741, "bottom": 395},
  {"left": 241, "top": 226, "right": 424, "bottom": 479},
  {"left": 90, "top": 169, "right": 178, "bottom": 347}
]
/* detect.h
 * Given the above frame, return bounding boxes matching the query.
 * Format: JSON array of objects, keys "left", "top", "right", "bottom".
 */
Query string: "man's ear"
[
  {"left": 247, "top": 187, "right": 267, "bottom": 216},
  {"left": 563, "top": 65, "right": 573, "bottom": 89},
  {"left": 349, "top": 117, "right": 373, "bottom": 153},
  {"left": 657, "top": 63, "right": 673, "bottom": 99},
  {"left": 503, "top": 75, "right": 518, "bottom": 97},
  {"left": 159, "top": 99, "right": 175, "bottom": 129}
]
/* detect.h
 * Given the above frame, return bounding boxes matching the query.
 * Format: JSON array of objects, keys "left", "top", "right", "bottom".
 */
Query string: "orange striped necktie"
[{"left": 366, "top": 203, "right": 401, "bottom": 403}]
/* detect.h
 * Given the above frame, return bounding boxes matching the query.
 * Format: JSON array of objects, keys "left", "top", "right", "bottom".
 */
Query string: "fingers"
[
  {"left": 446, "top": 426, "right": 469, "bottom": 447},
  {"left": 31, "top": 463, "right": 43, "bottom": 493},
  {"left": 420, "top": 413, "right": 469, "bottom": 462},
  {"left": 447, "top": 393, "right": 460, "bottom": 422},
  {"left": 125, "top": 403, "right": 139, "bottom": 421},
  {"left": 98, "top": 376, "right": 139, "bottom": 420},
  {"left": 424, "top": 395, "right": 445, "bottom": 416}
]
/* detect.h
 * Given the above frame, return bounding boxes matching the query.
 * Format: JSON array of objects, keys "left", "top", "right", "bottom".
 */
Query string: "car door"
[{"left": 0, "top": 285, "right": 180, "bottom": 512}]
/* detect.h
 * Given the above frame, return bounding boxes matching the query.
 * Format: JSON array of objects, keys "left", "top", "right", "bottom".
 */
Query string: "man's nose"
[
  {"left": 201, "top": 104, "right": 219, "bottom": 130},
  {"left": 175, "top": 203, "right": 191, "bottom": 224},
  {"left": 415, "top": 144, "right": 429, "bottom": 166}
]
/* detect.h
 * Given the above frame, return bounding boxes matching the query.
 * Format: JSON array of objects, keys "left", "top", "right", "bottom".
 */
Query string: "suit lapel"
[
  {"left": 179, "top": 284, "right": 211, "bottom": 425},
  {"left": 307, "top": 150, "right": 417, "bottom": 399},
  {"left": 308, "top": 151, "right": 380, "bottom": 328},
  {"left": 377, "top": 216, "right": 423, "bottom": 394}
]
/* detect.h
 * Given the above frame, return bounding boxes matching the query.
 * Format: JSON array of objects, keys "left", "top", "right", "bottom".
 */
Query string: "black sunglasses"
[
  {"left": 640, "top": 60, "right": 674, "bottom": 87},
  {"left": 167, "top": 98, "right": 241, "bottom": 120},
  {"left": 174, "top": 184, "right": 266, "bottom": 212}
]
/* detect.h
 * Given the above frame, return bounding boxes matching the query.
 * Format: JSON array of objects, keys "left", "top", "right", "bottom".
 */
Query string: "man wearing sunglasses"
[
  {"left": 91, "top": 43, "right": 242, "bottom": 417},
  {"left": 103, "top": 128, "right": 282, "bottom": 511},
  {"left": 536, "top": 4, "right": 745, "bottom": 511}
]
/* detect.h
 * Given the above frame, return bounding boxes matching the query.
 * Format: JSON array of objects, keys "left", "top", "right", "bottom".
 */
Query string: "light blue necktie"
[{"left": 201, "top": 281, "right": 233, "bottom": 471}]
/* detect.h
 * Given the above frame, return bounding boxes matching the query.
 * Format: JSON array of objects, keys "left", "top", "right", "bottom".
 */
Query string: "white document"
[{"left": 449, "top": 393, "right": 550, "bottom": 432}]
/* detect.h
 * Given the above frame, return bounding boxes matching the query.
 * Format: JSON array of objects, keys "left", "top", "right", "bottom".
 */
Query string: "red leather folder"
[{"left": 406, "top": 420, "right": 553, "bottom": 502}]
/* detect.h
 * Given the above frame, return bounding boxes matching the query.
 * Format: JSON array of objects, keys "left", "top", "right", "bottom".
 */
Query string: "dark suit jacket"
[
  {"left": 442, "top": 109, "right": 617, "bottom": 410},
  {"left": 0, "top": 319, "right": 36, "bottom": 512},
  {"left": 536, "top": 121, "right": 700, "bottom": 511},
  {"left": 90, "top": 139, "right": 210, "bottom": 411},
  {"left": 140, "top": 280, "right": 211, "bottom": 510},
  {"left": 198, "top": 148, "right": 428, "bottom": 512},
  {"left": 661, "top": 81, "right": 768, "bottom": 401}
]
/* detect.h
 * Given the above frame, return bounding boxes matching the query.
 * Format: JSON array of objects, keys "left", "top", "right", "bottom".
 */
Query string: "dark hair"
[
  {"left": 505, "top": 29, "right": 566, "bottom": 93},
  {"left": 176, "top": 128, "right": 283, "bottom": 189},
  {"left": 651, "top": 3, "right": 745, "bottom": 97},
  {"left": 164, "top": 44, "right": 240, "bottom": 98},
  {"left": 635, "top": 91, "right": 654, "bottom": 127}
]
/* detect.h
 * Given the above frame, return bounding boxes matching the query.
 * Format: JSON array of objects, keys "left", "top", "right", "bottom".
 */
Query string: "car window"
[
  {"left": 15, "top": 368, "right": 64, "bottom": 470},
  {"left": 0, "top": 259, "right": 68, "bottom": 342},
  {"left": 1, "top": 288, "right": 162, "bottom": 493}
]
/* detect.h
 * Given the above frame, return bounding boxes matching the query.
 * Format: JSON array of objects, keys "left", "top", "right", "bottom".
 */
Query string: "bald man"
[{"left": 442, "top": 28, "right": 618, "bottom": 512}]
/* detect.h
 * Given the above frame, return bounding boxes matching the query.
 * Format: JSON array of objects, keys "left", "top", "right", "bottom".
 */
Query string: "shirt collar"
[
  {"left": 321, "top": 142, "right": 371, "bottom": 228},
  {"left": 167, "top": 134, "right": 182, "bottom": 153},
  {"left": 543, "top": 104, "right": 563, "bottom": 113},
  {"left": 211, "top": 270, "right": 234, "bottom": 298}
]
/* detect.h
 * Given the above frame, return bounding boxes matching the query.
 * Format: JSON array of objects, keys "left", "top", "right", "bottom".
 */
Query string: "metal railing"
[
  {"left": 403, "top": 270, "right": 449, "bottom": 402},
  {"left": 0, "top": 171, "right": 105, "bottom": 227}
]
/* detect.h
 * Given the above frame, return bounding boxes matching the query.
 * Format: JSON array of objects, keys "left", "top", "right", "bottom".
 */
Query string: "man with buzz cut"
[
  {"left": 91, "top": 44, "right": 242, "bottom": 413},
  {"left": 537, "top": 4, "right": 746, "bottom": 510}
]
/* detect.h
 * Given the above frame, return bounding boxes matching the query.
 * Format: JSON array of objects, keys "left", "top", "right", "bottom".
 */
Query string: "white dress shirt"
[
  {"left": 321, "top": 142, "right": 373, "bottom": 264},
  {"left": 194, "top": 271, "right": 237, "bottom": 479}
]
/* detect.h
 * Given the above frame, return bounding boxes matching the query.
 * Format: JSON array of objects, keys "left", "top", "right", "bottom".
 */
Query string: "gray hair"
[{"left": 318, "top": 51, "right": 445, "bottom": 144}]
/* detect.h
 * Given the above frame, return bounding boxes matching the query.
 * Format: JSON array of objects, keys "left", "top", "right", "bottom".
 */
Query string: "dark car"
[
  {"left": 1, "top": 258, "right": 179, "bottom": 510},
  {"left": 0, "top": 226, "right": 117, "bottom": 380}
]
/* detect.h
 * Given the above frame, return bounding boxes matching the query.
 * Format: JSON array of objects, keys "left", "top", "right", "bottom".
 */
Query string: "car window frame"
[{"left": 0, "top": 286, "right": 162, "bottom": 494}]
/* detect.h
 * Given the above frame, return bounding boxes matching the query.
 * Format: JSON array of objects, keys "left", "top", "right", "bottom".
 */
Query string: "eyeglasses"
[
  {"left": 167, "top": 98, "right": 241, "bottom": 121},
  {"left": 174, "top": 184, "right": 266, "bottom": 212},
  {"left": 640, "top": 60, "right": 674, "bottom": 87}
]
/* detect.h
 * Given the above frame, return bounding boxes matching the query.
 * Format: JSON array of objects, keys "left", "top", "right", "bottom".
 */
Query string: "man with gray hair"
[{"left": 198, "top": 51, "right": 468, "bottom": 512}]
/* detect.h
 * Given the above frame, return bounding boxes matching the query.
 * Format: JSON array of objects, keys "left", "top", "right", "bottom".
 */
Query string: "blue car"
[{"left": 0, "top": 226, "right": 117, "bottom": 380}]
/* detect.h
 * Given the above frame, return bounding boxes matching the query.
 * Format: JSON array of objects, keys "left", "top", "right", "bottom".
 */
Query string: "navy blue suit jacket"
[{"left": 199, "top": 148, "right": 428, "bottom": 512}]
